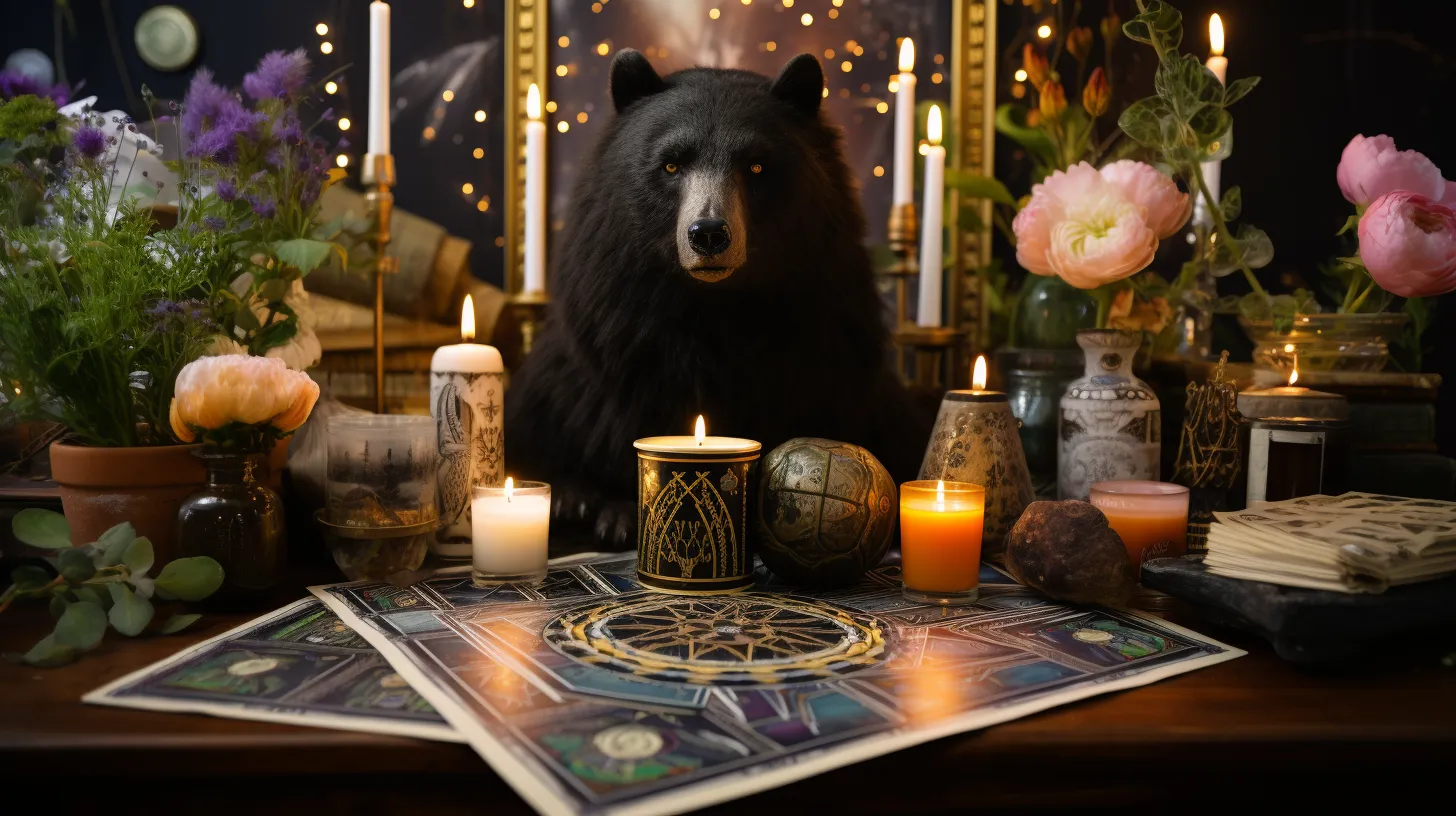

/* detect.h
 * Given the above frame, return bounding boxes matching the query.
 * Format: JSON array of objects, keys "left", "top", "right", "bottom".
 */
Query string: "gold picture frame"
[{"left": 504, "top": 0, "right": 996, "bottom": 357}]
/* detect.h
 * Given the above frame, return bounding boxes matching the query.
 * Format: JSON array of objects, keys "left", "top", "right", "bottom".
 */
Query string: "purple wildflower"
[
  {"left": 272, "top": 112, "right": 303, "bottom": 144},
  {"left": 248, "top": 195, "right": 276, "bottom": 219},
  {"left": 180, "top": 68, "right": 238, "bottom": 141},
  {"left": 215, "top": 178, "right": 238, "bottom": 202},
  {"left": 242, "top": 49, "right": 311, "bottom": 101},
  {"left": 73, "top": 126, "right": 107, "bottom": 158},
  {"left": 0, "top": 70, "right": 68, "bottom": 103},
  {"left": 319, "top": 107, "right": 335, "bottom": 122},
  {"left": 337, "top": 137, "right": 350, "bottom": 151},
  {"left": 202, "top": 215, "right": 226, "bottom": 231},
  {"left": 187, "top": 104, "right": 264, "bottom": 164}
]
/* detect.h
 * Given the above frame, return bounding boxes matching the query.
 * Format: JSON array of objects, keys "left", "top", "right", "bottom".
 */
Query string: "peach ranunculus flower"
[
  {"left": 1107, "top": 287, "right": 1175, "bottom": 334},
  {"left": 1357, "top": 191, "right": 1456, "bottom": 299},
  {"left": 1336, "top": 134, "right": 1444, "bottom": 208},
  {"left": 1012, "top": 162, "right": 1187, "bottom": 289},
  {"left": 169, "top": 355, "right": 320, "bottom": 443}
]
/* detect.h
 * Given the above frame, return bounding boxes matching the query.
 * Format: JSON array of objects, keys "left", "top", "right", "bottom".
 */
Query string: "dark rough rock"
[
  {"left": 1142, "top": 556, "right": 1456, "bottom": 663},
  {"left": 1003, "top": 500, "right": 1136, "bottom": 606}
]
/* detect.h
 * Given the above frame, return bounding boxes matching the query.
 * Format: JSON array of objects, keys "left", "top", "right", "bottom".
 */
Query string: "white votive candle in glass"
[{"left": 472, "top": 478, "right": 550, "bottom": 586}]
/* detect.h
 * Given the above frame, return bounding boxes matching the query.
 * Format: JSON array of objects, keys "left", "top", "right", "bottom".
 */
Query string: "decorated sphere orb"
[{"left": 755, "top": 438, "right": 897, "bottom": 587}]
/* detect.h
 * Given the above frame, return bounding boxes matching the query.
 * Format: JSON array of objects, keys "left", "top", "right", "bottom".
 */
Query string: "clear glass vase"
[
  {"left": 1239, "top": 312, "right": 1409, "bottom": 374},
  {"left": 176, "top": 451, "right": 285, "bottom": 594}
]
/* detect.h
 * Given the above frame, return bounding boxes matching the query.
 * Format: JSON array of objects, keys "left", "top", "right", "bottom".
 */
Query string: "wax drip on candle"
[
  {"left": 460, "top": 293, "right": 476, "bottom": 341},
  {"left": 972, "top": 355, "right": 988, "bottom": 390},
  {"left": 505, "top": 476, "right": 514, "bottom": 503},
  {"left": 695, "top": 415, "right": 706, "bottom": 447}
]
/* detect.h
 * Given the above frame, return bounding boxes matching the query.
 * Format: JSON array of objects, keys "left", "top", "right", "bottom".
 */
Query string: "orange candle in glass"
[
  {"left": 899, "top": 479, "right": 985, "bottom": 605},
  {"left": 1089, "top": 480, "right": 1190, "bottom": 569}
]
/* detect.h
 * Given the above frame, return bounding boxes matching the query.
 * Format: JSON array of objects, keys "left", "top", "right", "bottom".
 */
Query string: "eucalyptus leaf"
[
  {"left": 272, "top": 238, "right": 335, "bottom": 274},
  {"left": 129, "top": 575, "right": 156, "bottom": 600},
  {"left": 107, "top": 583, "right": 155, "bottom": 636},
  {"left": 20, "top": 633, "right": 79, "bottom": 668},
  {"left": 1236, "top": 224, "right": 1275, "bottom": 269},
  {"left": 96, "top": 522, "right": 137, "bottom": 567},
  {"left": 73, "top": 585, "right": 108, "bottom": 609},
  {"left": 55, "top": 600, "right": 107, "bottom": 650},
  {"left": 160, "top": 613, "right": 203, "bottom": 635},
  {"left": 11, "top": 564, "right": 52, "bottom": 591},
  {"left": 154, "top": 557, "right": 225, "bottom": 602},
  {"left": 123, "top": 536, "right": 155, "bottom": 577},
  {"left": 58, "top": 547, "right": 97, "bottom": 583},
  {"left": 1222, "top": 76, "right": 1261, "bottom": 107},
  {"left": 12, "top": 508, "right": 71, "bottom": 549},
  {"left": 48, "top": 593, "right": 69, "bottom": 620},
  {"left": 1220, "top": 186, "right": 1242, "bottom": 222}
]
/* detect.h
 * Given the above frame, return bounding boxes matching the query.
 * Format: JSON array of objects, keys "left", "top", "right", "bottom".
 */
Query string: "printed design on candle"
[
  {"left": 543, "top": 592, "right": 885, "bottom": 686},
  {"left": 640, "top": 468, "right": 742, "bottom": 581},
  {"left": 430, "top": 368, "right": 505, "bottom": 538},
  {"left": 919, "top": 403, "right": 1036, "bottom": 552}
]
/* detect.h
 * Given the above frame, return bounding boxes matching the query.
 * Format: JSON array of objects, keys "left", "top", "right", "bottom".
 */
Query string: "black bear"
[{"left": 506, "top": 50, "right": 927, "bottom": 546}]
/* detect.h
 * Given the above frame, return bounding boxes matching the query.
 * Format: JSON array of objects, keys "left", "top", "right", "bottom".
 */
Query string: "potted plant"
[{"left": 0, "top": 51, "right": 347, "bottom": 560}]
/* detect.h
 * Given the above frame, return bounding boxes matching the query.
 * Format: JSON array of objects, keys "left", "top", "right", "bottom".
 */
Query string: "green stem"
[
  {"left": 1190, "top": 163, "right": 1267, "bottom": 300},
  {"left": 1092, "top": 284, "right": 1118, "bottom": 329},
  {"left": 1339, "top": 273, "right": 1362, "bottom": 313},
  {"left": 1347, "top": 280, "right": 1378, "bottom": 313}
]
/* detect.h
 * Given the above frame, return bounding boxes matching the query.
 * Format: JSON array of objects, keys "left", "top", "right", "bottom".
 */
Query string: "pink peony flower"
[
  {"left": 1098, "top": 160, "right": 1191, "bottom": 238},
  {"left": 1012, "top": 162, "right": 1164, "bottom": 289},
  {"left": 1336, "top": 135, "right": 1445, "bottom": 208},
  {"left": 1442, "top": 181, "right": 1456, "bottom": 210},
  {"left": 1357, "top": 192, "right": 1456, "bottom": 298},
  {"left": 169, "top": 355, "right": 320, "bottom": 443}
]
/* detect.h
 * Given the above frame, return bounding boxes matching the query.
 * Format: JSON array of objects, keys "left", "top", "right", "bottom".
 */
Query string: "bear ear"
[
  {"left": 610, "top": 49, "right": 667, "bottom": 113},
  {"left": 770, "top": 54, "right": 825, "bottom": 117}
]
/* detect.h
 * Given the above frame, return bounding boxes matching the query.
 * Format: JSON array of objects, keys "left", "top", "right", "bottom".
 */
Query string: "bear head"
[{"left": 559, "top": 50, "right": 859, "bottom": 294}]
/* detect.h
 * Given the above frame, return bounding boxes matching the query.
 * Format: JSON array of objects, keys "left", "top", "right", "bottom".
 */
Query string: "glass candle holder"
[
  {"left": 1089, "top": 480, "right": 1190, "bottom": 569},
  {"left": 899, "top": 480, "right": 986, "bottom": 605},
  {"left": 325, "top": 414, "right": 438, "bottom": 527},
  {"left": 472, "top": 480, "right": 550, "bottom": 586}
]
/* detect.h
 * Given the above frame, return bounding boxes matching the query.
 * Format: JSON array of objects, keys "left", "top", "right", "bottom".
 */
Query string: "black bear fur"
[{"left": 506, "top": 51, "right": 928, "bottom": 546}]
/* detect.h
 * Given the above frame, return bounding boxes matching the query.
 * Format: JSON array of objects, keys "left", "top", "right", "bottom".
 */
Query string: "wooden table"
[{"left": 3, "top": 580, "right": 1453, "bottom": 812}]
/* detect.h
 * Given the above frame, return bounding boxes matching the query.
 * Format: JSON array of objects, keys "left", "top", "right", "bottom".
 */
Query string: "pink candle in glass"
[{"left": 1089, "top": 481, "right": 1189, "bottom": 568}]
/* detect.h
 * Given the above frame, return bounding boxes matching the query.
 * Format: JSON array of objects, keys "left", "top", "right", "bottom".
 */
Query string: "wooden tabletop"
[{"left": 3, "top": 581, "right": 1453, "bottom": 811}]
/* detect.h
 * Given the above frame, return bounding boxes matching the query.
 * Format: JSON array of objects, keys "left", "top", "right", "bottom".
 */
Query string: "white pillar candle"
[
  {"left": 367, "top": 1, "right": 391, "bottom": 156},
  {"left": 917, "top": 105, "right": 946, "bottom": 328},
  {"left": 893, "top": 38, "right": 917, "bottom": 208},
  {"left": 429, "top": 294, "right": 505, "bottom": 558},
  {"left": 1194, "top": 14, "right": 1227, "bottom": 229},
  {"left": 524, "top": 83, "right": 547, "bottom": 295},
  {"left": 472, "top": 479, "right": 551, "bottom": 584}
]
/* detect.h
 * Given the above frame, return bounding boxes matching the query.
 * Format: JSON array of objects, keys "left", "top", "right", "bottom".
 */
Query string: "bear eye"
[
  {"left": 750, "top": 163, "right": 763, "bottom": 175},
  {"left": 663, "top": 162, "right": 679, "bottom": 174}
]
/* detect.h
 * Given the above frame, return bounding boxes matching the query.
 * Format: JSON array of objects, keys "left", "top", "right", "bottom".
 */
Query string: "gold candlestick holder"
[
  {"left": 882, "top": 202, "right": 919, "bottom": 327},
  {"left": 510, "top": 290, "right": 550, "bottom": 355},
  {"left": 880, "top": 202, "right": 964, "bottom": 388},
  {"left": 362, "top": 153, "right": 398, "bottom": 415}
]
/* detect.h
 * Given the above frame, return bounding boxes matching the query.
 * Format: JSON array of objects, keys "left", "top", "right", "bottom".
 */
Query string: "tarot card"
[{"left": 85, "top": 598, "right": 462, "bottom": 742}]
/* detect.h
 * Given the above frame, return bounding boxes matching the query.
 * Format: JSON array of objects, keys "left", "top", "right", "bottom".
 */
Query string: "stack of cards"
[{"left": 1206, "top": 493, "right": 1456, "bottom": 593}]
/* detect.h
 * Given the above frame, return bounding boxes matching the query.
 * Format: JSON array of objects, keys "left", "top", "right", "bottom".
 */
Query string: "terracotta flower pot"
[{"left": 49, "top": 441, "right": 208, "bottom": 563}]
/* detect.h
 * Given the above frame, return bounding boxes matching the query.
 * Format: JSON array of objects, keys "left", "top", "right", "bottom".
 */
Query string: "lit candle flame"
[
  {"left": 1209, "top": 13, "right": 1225, "bottom": 56},
  {"left": 972, "top": 354, "right": 987, "bottom": 390},
  {"left": 527, "top": 83, "right": 542, "bottom": 121},
  {"left": 460, "top": 293, "right": 476, "bottom": 341},
  {"left": 695, "top": 415, "right": 706, "bottom": 446},
  {"left": 1288, "top": 365, "right": 1299, "bottom": 387},
  {"left": 898, "top": 38, "right": 915, "bottom": 73},
  {"left": 935, "top": 479, "right": 945, "bottom": 511},
  {"left": 927, "top": 104, "right": 942, "bottom": 146},
  {"left": 505, "top": 476, "right": 514, "bottom": 502}
]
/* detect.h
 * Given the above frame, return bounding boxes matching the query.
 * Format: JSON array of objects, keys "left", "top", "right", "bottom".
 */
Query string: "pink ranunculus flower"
[
  {"left": 1357, "top": 191, "right": 1456, "bottom": 298},
  {"left": 169, "top": 355, "right": 320, "bottom": 443},
  {"left": 1011, "top": 162, "right": 1161, "bottom": 289},
  {"left": 1098, "top": 160, "right": 1192, "bottom": 238},
  {"left": 1336, "top": 134, "right": 1445, "bottom": 208}
]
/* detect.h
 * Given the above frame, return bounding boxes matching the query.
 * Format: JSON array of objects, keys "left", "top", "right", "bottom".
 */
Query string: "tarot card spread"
[
  {"left": 84, "top": 598, "right": 462, "bottom": 743},
  {"left": 309, "top": 555, "right": 1242, "bottom": 816}
]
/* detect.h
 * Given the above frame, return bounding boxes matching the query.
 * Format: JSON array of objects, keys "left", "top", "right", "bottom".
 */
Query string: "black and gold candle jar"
[{"left": 634, "top": 422, "right": 760, "bottom": 595}]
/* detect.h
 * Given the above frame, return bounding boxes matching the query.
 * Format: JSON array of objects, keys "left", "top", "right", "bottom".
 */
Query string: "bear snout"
[{"left": 687, "top": 218, "right": 732, "bottom": 256}]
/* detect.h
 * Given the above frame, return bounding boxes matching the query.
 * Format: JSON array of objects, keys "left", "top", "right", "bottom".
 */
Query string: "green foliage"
[
  {"left": 1391, "top": 297, "right": 1437, "bottom": 372},
  {"left": 3, "top": 510, "right": 223, "bottom": 667},
  {"left": 944, "top": 169, "right": 1017, "bottom": 209},
  {"left": 1118, "top": 0, "right": 1271, "bottom": 312},
  {"left": 13, "top": 508, "right": 72, "bottom": 549}
]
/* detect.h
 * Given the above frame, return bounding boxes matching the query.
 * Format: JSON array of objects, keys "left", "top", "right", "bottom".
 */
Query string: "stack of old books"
[{"left": 1206, "top": 492, "right": 1456, "bottom": 593}]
